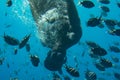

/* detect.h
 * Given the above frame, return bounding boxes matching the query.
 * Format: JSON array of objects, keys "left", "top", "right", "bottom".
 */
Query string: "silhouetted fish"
[
  {"left": 104, "top": 19, "right": 117, "bottom": 28},
  {"left": 111, "top": 56, "right": 119, "bottom": 63},
  {"left": 30, "top": 55, "right": 40, "bottom": 67},
  {"left": 78, "top": 0, "right": 95, "bottom": 8},
  {"left": 108, "top": 29, "right": 120, "bottom": 36},
  {"left": 100, "top": 6, "right": 110, "bottom": 13},
  {"left": 3, "top": 33, "right": 19, "bottom": 46},
  {"left": 85, "top": 69, "right": 97, "bottom": 80},
  {"left": 87, "top": 14, "right": 102, "bottom": 27},
  {"left": 116, "top": 0, "right": 120, "bottom": 8},
  {"left": 98, "top": 0, "right": 110, "bottom": 4},
  {"left": 6, "top": 0, "right": 12, "bottom": 7},
  {"left": 117, "top": 21, "right": 120, "bottom": 27},
  {"left": 90, "top": 47, "right": 107, "bottom": 56},
  {"left": 109, "top": 46, "right": 120, "bottom": 53},
  {"left": 19, "top": 34, "right": 31, "bottom": 49},
  {"left": 100, "top": 58, "right": 113, "bottom": 68},
  {"left": 0, "top": 57, "right": 5, "bottom": 65},
  {"left": 63, "top": 75, "right": 71, "bottom": 80},
  {"left": 95, "top": 63, "right": 105, "bottom": 71},
  {"left": 114, "top": 72, "right": 120, "bottom": 80},
  {"left": 64, "top": 64, "right": 80, "bottom": 77},
  {"left": 25, "top": 44, "right": 30, "bottom": 52},
  {"left": 86, "top": 41, "right": 99, "bottom": 48},
  {"left": 14, "top": 48, "right": 18, "bottom": 55},
  {"left": 52, "top": 72, "right": 62, "bottom": 80}
]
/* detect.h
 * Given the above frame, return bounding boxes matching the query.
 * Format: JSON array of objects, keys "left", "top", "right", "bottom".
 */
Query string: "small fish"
[
  {"left": 14, "top": 48, "right": 18, "bottom": 55},
  {"left": 78, "top": 0, "right": 95, "bottom": 8},
  {"left": 111, "top": 56, "right": 119, "bottom": 63},
  {"left": 95, "top": 63, "right": 105, "bottom": 71},
  {"left": 104, "top": 19, "right": 117, "bottom": 30},
  {"left": 52, "top": 72, "right": 62, "bottom": 80},
  {"left": 90, "top": 47, "right": 107, "bottom": 56},
  {"left": 85, "top": 69, "right": 97, "bottom": 80},
  {"left": 30, "top": 55, "right": 40, "bottom": 67},
  {"left": 6, "top": 0, "right": 12, "bottom": 7},
  {"left": 86, "top": 41, "right": 99, "bottom": 48},
  {"left": 114, "top": 72, "right": 120, "bottom": 80},
  {"left": 64, "top": 64, "right": 80, "bottom": 77},
  {"left": 0, "top": 57, "right": 5, "bottom": 65},
  {"left": 25, "top": 44, "right": 30, "bottom": 52},
  {"left": 116, "top": 0, "right": 120, "bottom": 8},
  {"left": 87, "top": 14, "right": 102, "bottom": 27},
  {"left": 19, "top": 34, "right": 31, "bottom": 49},
  {"left": 100, "top": 6, "right": 110, "bottom": 13},
  {"left": 108, "top": 29, "right": 120, "bottom": 36},
  {"left": 98, "top": 0, "right": 110, "bottom": 4},
  {"left": 109, "top": 46, "right": 120, "bottom": 53},
  {"left": 117, "top": 21, "right": 120, "bottom": 27},
  {"left": 117, "top": 2, "right": 120, "bottom": 8},
  {"left": 7, "top": 63, "right": 10, "bottom": 68},
  {"left": 100, "top": 58, "right": 113, "bottom": 68},
  {"left": 3, "top": 33, "right": 19, "bottom": 46},
  {"left": 63, "top": 75, "right": 71, "bottom": 80}
]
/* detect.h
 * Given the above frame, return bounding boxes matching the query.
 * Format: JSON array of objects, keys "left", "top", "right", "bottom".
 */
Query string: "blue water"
[{"left": 0, "top": 0, "right": 120, "bottom": 80}]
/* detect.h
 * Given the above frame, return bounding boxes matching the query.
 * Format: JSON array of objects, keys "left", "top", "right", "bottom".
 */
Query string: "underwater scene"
[{"left": 0, "top": 0, "right": 120, "bottom": 80}]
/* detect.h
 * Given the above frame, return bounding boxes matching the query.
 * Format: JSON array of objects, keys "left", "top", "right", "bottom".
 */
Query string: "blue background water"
[{"left": 0, "top": 0, "right": 120, "bottom": 80}]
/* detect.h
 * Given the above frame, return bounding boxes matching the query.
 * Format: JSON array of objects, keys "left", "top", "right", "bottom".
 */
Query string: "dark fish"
[
  {"left": 98, "top": 0, "right": 110, "bottom": 4},
  {"left": 64, "top": 64, "right": 80, "bottom": 77},
  {"left": 79, "top": 0, "right": 95, "bottom": 8},
  {"left": 25, "top": 44, "right": 30, "bottom": 52},
  {"left": 6, "top": 0, "right": 12, "bottom": 7},
  {"left": 30, "top": 55, "right": 40, "bottom": 67},
  {"left": 104, "top": 19, "right": 117, "bottom": 29},
  {"left": 100, "top": 58, "right": 112, "bottom": 68},
  {"left": 111, "top": 56, "right": 119, "bottom": 63},
  {"left": 116, "top": 1, "right": 120, "bottom": 8},
  {"left": 114, "top": 72, "right": 120, "bottom": 80},
  {"left": 63, "top": 75, "right": 71, "bottom": 80},
  {"left": 90, "top": 47, "right": 107, "bottom": 56},
  {"left": 52, "top": 72, "right": 62, "bottom": 80},
  {"left": 0, "top": 57, "right": 5, "bottom": 65},
  {"left": 14, "top": 48, "right": 18, "bottom": 55},
  {"left": 117, "top": 21, "right": 120, "bottom": 27},
  {"left": 108, "top": 29, "right": 120, "bottom": 36},
  {"left": 3, "top": 33, "right": 19, "bottom": 46},
  {"left": 81, "top": 50, "right": 86, "bottom": 57},
  {"left": 19, "top": 34, "right": 31, "bottom": 49},
  {"left": 100, "top": 6, "right": 110, "bottom": 13},
  {"left": 86, "top": 41, "right": 99, "bottom": 48},
  {"left": 109, "top": 46, "right": 120, "bottom": 53},
  {"left": 5, "top": 24, "right": 11, "bottom": 28},
  {"left": 95, "top": 63, "right": 105, "bottom": 71},
  {"left": 117, "top": 3, "right": 120, "bottom": 8},
  {"left": 87, "top": 14, "right": 102, "bottom": 27},
  {"left": 85, "top": 69, "right": 97, "bottom": 80},
  {"left": 7, "top": 63, "right": 10, "bottom": 68}
]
